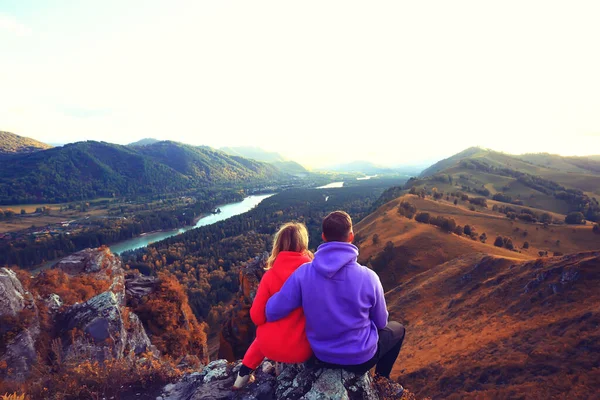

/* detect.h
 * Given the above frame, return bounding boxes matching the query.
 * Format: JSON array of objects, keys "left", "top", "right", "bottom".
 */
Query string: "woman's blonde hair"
[{"left": 266, "top": 222, "right": 312, "bottom": 270}]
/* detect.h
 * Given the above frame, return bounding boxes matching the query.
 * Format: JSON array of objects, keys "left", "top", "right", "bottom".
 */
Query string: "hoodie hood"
[{"left": 312, "top": 242, "right": 359, "bottom": 279}]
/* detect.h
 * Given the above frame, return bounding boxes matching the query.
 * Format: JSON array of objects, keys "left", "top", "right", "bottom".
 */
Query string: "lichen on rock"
[{"left": 159, "top": 359, "right": 403, "bottom": 400}]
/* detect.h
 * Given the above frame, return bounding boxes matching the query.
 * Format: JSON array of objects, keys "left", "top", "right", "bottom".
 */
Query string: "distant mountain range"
[
  {"left": 220, "top": 146, "right": 308, "bottom": 176},
  {"left": 412, "top": 146, "right": 600, "bottom": 218},
  {"left": 128, "top": 138, "right": 160, "bottom": 147},
  {"left": 0, "top": 131, "right": 52, "bottom": 155},
  {"left": 220, "top": 146, "right": 285, "bottom": 163},
  {"left": 321, "top": 160, "right": 423, "bottom": 176},
  {"left": 0, "top": 140, "right": 286, "bottom": 204},
  {"left": 420, "top": 147, "right": 600, "bottom": 178}
]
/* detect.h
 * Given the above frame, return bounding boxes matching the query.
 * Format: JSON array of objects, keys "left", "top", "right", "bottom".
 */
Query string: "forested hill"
[
  {"left": 0, "top": 131, "right": 52, "bottom": 154},
  {"left": 0, "top": 140, "right": 287, "bottom": 204}
]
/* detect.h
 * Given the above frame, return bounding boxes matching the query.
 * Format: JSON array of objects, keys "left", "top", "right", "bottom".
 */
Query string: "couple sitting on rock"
[{"left": 234, "top": 211, "right": 405, "bottom": 389}]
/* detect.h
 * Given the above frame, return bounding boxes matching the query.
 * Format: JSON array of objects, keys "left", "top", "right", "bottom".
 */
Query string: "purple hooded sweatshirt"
[{"left": 265, "top": 241, "right": 388, "bottom": 365}]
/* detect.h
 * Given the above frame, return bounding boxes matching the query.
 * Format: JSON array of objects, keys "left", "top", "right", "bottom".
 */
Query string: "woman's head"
[{"left": 266, "top": 222, "right": 310, "bottom": 269}]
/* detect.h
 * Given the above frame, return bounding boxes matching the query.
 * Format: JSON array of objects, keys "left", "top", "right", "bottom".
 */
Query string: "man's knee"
[{"left": 386, "top": 321, "right": 405, "bottom": 342}]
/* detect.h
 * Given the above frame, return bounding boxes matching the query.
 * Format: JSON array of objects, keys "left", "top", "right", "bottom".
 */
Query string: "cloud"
[{"left": 0, "top": 13, "right": 31, "bottom": 37}]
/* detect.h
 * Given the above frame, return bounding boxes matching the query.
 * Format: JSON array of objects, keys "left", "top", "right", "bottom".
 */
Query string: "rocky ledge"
[{"left": 159, "top": 359, "right": 405, "bottom": 400}]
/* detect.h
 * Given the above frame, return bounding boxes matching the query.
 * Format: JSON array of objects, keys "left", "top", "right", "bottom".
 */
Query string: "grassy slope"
[
  {"left": 386, "top": 252, "right": 600, "bottom": 399},
  {"left": 0, "top": 131, "right": 52, "bottom": 154},
  {"left": 356, "top": 194, "right": 600, "bottom": 398},
  {"left": 356, "top": 194, "right": 599, "bottom": 290},
  {"left": 413, "top": 148, "right": 600, "bottom": 213}
]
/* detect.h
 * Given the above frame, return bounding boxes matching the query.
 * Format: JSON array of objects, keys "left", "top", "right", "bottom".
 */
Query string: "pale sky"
[{"left": 1, "top": 1, "right": 599, "bottom": 168}]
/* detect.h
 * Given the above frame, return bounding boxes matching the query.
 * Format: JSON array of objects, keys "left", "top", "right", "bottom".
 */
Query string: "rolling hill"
[
  {"left": 127, "top": 138, "right": 160, "bottom": 147},
  {"left": 356, "top": 194, "right": 599, "bottom": 290},
  {"left": 388, "top": 251, "right": 600, "bottom": 399},
  {"left": 0, "top": 131, "right": 52, "bottom": 154},
  {"left": 355, "top": 191, "right": 600, "bottom": 398},
  {"left": 518, "top": 152, "right": 600, "bottom": 175},
  {"left": 0, "top": 141, "right": 286, "bottom": 204},
  {"left": 220, "top": 146, "right": 286, "bottom": 163},
  {"left": 411, "top": 147, "right": 600, "bottom": 220},
  {"left": 220, "top": 146, "right": 309, "bottom": 175},
  {"left": 321, "top": 160, "right": 397, "bottom": 175}
]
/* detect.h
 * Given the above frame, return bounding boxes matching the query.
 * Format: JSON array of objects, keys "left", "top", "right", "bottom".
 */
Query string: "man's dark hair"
[{"left": 322, "top": 211, "right": 353, "bottom": 242}]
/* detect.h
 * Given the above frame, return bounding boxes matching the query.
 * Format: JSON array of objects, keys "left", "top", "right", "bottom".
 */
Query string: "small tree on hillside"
[
  {"left": 463, "top": 225, "right": 472, "bottom": 236},
  {"left": 20, "top": 209, "right": 26, "bottom": 215},
  {"left": 440, "top": 217, "right": 457, "bottom": 233},
  {"left": 398, "top": 201, "right": 417, "bottom": 219},
  {"left": 540, "top": 213, "right": 552, "bottom": 224},
  {"left": 494, "top": 236, "right": 504, "bottom": 247},
  {"left": 372, "top": 234, "right": 380, "bottom": 245},
  {"left": 503, "top": 237, "right": 514, "bottom": 250},
  {"left": 454, "top": 199, "right": 458, "bottom": 205},
  {"left": 523, "top": 241, "right": 530, "bottom": 249},
  {"left": 565, "top": 212, "right": 585, "bottom": 225},
  {"left": 594, "top": 224, "right": 600, "bottom": 234},
  {"left": 454, "top": 225, "right": 463, "bottom": 236},
  {"left": 415, "top": 212, "right": 430, "bottom": 224},
  {"left": 479, "top": 233, "right": 487, "bottom": 243}
]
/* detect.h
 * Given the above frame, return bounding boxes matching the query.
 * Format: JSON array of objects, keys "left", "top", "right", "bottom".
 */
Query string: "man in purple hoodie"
[{"left": 265, "top": 210, "right": 405, "bottom": 378}]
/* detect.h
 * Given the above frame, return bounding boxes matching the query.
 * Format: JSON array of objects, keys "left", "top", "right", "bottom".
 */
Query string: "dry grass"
[
  {"left": 357, "top": 194, "right": 598, "bottom": 269},
  {"left": 1, "top": 394, "right": 25, "bottom": 400},
  {"left": 386, "top": 252, "right": 600, "bottom": 399},
  {"left": 355, "top": 193, "right": 600, "bottom": 398}
]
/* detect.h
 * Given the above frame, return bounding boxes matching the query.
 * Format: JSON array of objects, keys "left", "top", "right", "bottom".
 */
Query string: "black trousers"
[{"left": 312, "top": 321, "right": 405, "bottom": 379}]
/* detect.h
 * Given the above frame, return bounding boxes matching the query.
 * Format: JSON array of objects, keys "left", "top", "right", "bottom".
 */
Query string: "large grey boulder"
[
  {"left": 52, "top": 247, "right": 120, "bottom": 275},
  {"left": 0, "top": 267, "right": 26, "bottom": 317},
  {"left": 61, "top": 290, "right": 153, "bottom": 361},
  {"left": 0, "top": 268, "right": 40, "bottom": 382},
  {"left": 53, "top": 247, "right": 126, "bottom": 305},
  {"left": 159, "top": 359, "right": 402, "bottom": 400},
  {"left": 125, "top": 273, "right": 158, "bottom": 303}
]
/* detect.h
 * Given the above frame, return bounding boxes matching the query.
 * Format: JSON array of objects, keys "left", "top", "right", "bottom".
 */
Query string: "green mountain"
[
  {"left": 322, "top": 160, "right": 409, "bottom": 176},
  {"left": 220, "top": 146, "right": 286, "bottom": 163},
  {"left": 136, "top": 141, "right": 283, "bottom": 181},
  {"left": 0, "top": 141, "right": 286, "bottom": 204},
  {"left": 220, "top": 146, "right": 309, "bottom": 175},
  {"left": 411, "top": 147, "right": 600, "bottom": 220},
  {"left": 0, "top": 131, "right": 52, "bottom": 154},
  {"left": 517, "top": 152, "right": 600, "bottom": 175},
  {"left": 270, "top": 160, "right": 309, "bottom": 175},
  {"left": 127, "top": 138, "right": 160, "bottom": 147}
]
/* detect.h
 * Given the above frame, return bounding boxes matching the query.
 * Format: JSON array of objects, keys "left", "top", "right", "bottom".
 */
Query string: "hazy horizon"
[{"left": 2, "top": 1, "right": 600, "bottom": 168}]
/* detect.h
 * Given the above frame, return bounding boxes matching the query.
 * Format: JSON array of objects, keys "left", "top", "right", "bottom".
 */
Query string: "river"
[
  {"left": 109, "top": 193, "right": 274, "bottom": 255},
  {"left": 316, "top": 182, "right": 344, "bottom": 189}
]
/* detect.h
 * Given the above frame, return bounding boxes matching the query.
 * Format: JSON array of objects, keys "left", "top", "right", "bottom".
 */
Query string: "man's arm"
[
  {"left": 265, "top": 270, "right": 302, "bottom": 322},
  {"left": 370, "top": 272, "right": 389, "bottom": 329}
]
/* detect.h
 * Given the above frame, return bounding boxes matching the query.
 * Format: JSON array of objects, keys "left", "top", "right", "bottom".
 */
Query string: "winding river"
[{"left": 109, "top": 194, "right": 274, "bottom": 255}]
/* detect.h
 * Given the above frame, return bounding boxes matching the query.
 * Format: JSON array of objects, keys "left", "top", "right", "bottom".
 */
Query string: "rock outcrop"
[
  {"left": 125, "top": 273, "right": 159, "bottom": 302},
  {"left": 160, "top": 359, "right": 404, "bottom": 400},
  {"left": 52, "top": 247, "right": 121, "bottom": 276},
  {"left": 60, "top": 291, "right": 153, "bottom": 361},
  {"left": 49, "top": 248, "right": 155, "bottom": 361},
  {"left": 0, "top": 248, "right": 157, "bottom": 381},
  {"left": 218, "top": 253, "right": 268, "bottom": 361},
  {"left": 0, "top": 268, "right": 40, "bottom": 382},
  {"left": 0, "top": 267, "right": 27, "bottom": 317}
]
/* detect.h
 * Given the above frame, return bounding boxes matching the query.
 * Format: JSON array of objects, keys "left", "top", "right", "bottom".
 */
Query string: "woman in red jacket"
[{"left": 233, "top": 222, "right": 313, "bottom": 389}]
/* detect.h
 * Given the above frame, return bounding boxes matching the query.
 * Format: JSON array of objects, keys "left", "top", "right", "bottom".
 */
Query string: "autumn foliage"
[
  {"left": 133, "top": 273, "right": 208, "bottom": 362},
  {"left": 1, "top": 249, "right": 208, "bottom": 399},
  {"left": 31, "top": 269, "right": 111, "bottom": 307}
]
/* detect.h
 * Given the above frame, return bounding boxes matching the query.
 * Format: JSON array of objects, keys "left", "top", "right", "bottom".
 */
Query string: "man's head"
[{"left": 322, "top": 210, "right": 354, "bottom": 243}]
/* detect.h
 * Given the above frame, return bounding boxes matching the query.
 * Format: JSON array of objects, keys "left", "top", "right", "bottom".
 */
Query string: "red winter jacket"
[{"left": 250, "top": 251, "right": 312, "bottom": 363}]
